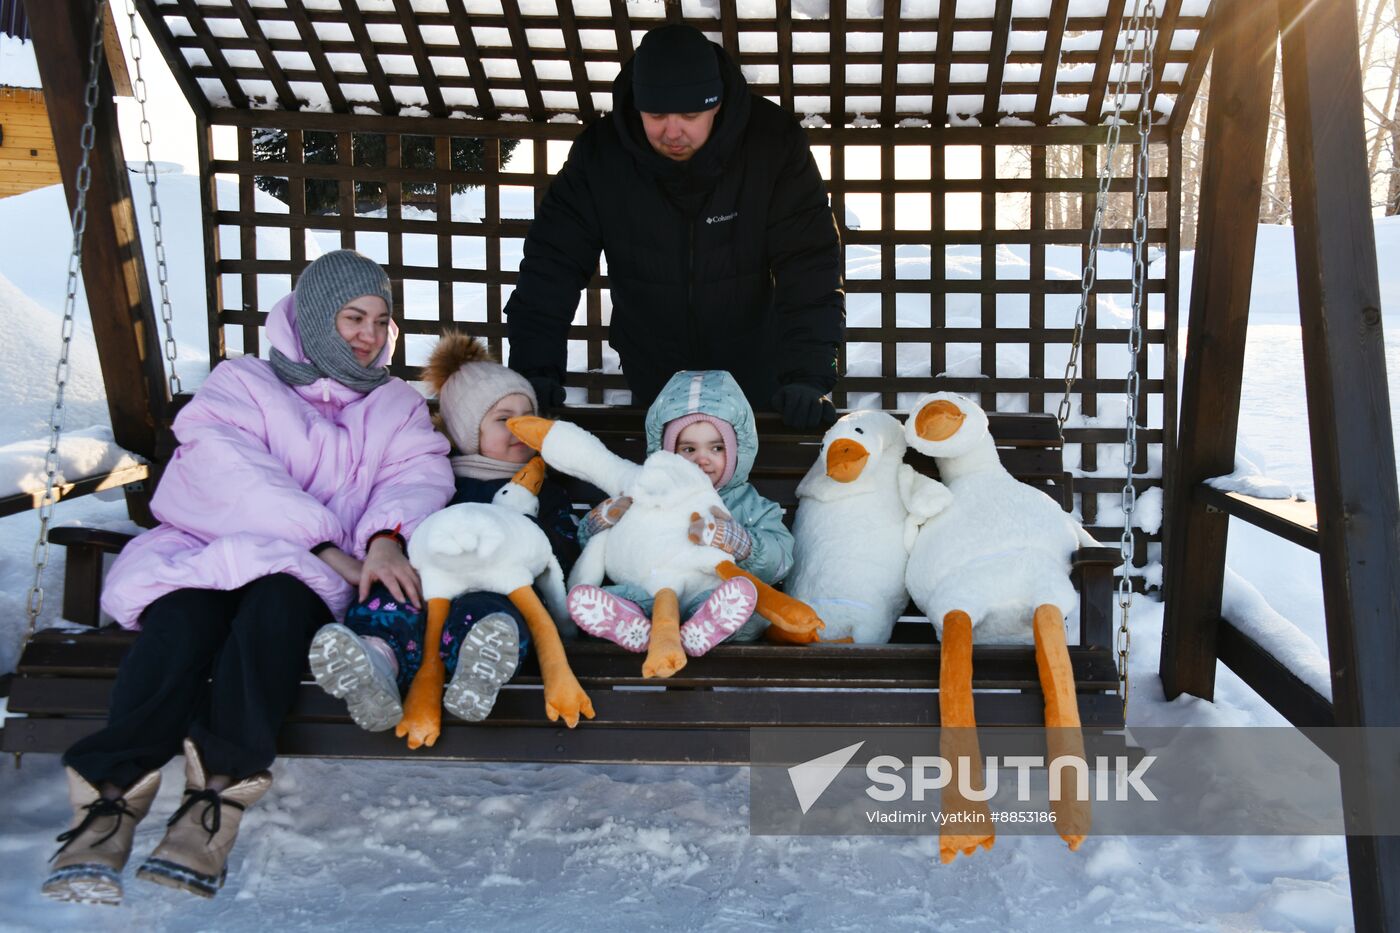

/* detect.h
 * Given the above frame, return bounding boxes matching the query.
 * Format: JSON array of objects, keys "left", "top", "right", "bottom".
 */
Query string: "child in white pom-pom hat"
[{"left": 309, "top": 332, "right": 579, "bottom": 731}]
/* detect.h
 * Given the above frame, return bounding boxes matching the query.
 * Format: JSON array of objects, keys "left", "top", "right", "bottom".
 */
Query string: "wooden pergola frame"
[
  {"left": 18, "top": 0, "right": 1400, "bottom": 926},
  {"left": 112, "top": 0, "right": 1212, "bottom": 556}
]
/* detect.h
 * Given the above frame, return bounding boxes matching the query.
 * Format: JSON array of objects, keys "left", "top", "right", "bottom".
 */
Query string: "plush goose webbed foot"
[
  {"left": 938, "top": 609, "right": 994, "bottom": 863},
  {"left": 714, "top": 560, "right": 824, "bottom": 638},
  {"left": 396, "top": 597, "right": 450, "bottom": 749},
  {"left": 642, "top": 587, "right": 686, "bottom": 679},
  {"left": 509, "top": 585, "right": 594, "bottom": 727},
  {"left": 1033, "top": 603, "right": 1090, "bottom": 851}
]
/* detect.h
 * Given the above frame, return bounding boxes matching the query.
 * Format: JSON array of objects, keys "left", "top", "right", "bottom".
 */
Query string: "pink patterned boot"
[
  {"left": 568, "top": 585, "right": 652, "bottom": 652},
  {"left": 679, "top": 578, "right": 758, "bottom": 657}
]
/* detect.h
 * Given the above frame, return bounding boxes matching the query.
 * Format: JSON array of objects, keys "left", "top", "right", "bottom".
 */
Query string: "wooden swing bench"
[{"left": 2, "top": 406, "right": 1124, "bottom": 765}]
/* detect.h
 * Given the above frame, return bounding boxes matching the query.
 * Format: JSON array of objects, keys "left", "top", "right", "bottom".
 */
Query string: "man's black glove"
[
  {"left": 526, "top": 374, "right": 567, "bottom": 411},
  {"left": 771, "top": 382, "right": 837, "bottom": 430}
]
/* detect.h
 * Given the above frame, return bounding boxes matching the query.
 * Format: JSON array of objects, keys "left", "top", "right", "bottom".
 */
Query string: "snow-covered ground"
[{"left": 1, "top": 166, "right": 1395, "bottom": 930}]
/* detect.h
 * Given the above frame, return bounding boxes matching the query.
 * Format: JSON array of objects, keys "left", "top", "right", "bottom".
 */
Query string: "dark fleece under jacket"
[{"left": 504, "top": 41, "right": 844, "bottom": 412}]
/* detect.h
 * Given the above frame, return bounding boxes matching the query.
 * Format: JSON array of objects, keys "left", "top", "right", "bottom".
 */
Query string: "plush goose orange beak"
[
  {"left": 508, "top": 416, "right": 555, "bottom": 451},
  {"left": 511, "top": 456, "right": 547, "bottom": 495},
  {"left": 915, "top": 400, "right": 964, "bottom": 442},
  {"left": 826, "top": 438, "right": 869, "bottom": 483}
]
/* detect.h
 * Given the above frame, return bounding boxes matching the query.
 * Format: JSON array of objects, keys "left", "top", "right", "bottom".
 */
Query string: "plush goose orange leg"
[
  {"left": 508, "top": 585, "right": 594, "bottom": 727},
  {"left": 764, "top": 626, "right": 852, "bottom": 645},
  {"left": 765, "top": 625, "right": 823, "bottom": 645},
  {"left": 939, "top": 609, "right": 995, "bottom": 863},
  {"left": 396, "top": 598, "right": 450, "bottom": 749},
  {"left": 765, "top": 625, "right": 818, "bottom": 645},
  {"left": 1033, "top": 604, "right": 1090, "bottom": 851},
  {"left": 642, "top": 588, "right": 686, "bottom": 679},
  {"left": 715, "top": 561, "right": 824, "bottom": 638}
]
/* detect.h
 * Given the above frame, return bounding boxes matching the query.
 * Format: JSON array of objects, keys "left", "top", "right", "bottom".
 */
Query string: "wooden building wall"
[{"left": 0, "top": 86, "right": 60, "bottom": 198}]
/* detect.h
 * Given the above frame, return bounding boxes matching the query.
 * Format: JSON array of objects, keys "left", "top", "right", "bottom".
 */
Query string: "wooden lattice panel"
[
  {"left": 142, "top": 0, "right": 1212, "bottom": 128},
  {"left": 205, "top": 114, "right": 1174, "bottom": 559}
]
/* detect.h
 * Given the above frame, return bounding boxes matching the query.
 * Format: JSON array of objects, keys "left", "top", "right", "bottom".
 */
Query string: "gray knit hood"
[{"left": 270, "top": 250, "right": 394, "bottom": 394}]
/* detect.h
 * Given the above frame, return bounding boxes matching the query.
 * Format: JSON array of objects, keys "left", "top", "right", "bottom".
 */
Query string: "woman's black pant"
[{"left": 63, "top": 573, "right": 331, "bottom": 789}]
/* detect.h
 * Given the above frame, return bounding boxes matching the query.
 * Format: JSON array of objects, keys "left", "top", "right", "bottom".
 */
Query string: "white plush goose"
[
  {"left": 902, "top": 392, "right": 1097, "bottom": 862},
  {"left": 395, "top": 456, "right": 594, "bottom": 749},
  {"left": 509, "top": 416, "right": 824, "bottom": 679},
  {"left": 786, "top": 410, "right": 951, "bottom": 645}
]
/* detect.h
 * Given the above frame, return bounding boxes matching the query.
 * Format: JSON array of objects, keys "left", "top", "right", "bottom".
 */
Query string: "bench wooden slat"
[
  {"left": 7, "top": 717, "right": 1133, "bottom": 765},
  {"left": 0, "top": 464, "right": 150, "bottom": 520},
  {"left": 741, "top": 472, "right": 1066, "bottom": 501},
  {"left": 544, "top": 435, "right": 1064, "bottom": 476},
  {"left": 559, "top": 407, "right": 1064, "bottom": 442},
  {"left": 16, "top": 629, "right": 1122, "bottom": 690},
  {"left": 2, "top": 693, "right": 1128, "bottom": 764},
  {"left": 8, "top": 677, "right": 1118, "bottom": 725},
  {"left": 47, "top": 527, "right": 139, "bottom": 553},
  {"left": 559, "top": 476, "right": 1074, "bottom": 520}
]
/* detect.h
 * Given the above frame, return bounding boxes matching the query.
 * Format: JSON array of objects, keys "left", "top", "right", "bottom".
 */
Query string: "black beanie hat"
[{"left": 632, "top": 24, "right": 723, "bottom": 114}]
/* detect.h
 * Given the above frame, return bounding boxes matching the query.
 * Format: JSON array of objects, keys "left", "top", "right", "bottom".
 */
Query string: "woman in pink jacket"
[{"left": 43, "top": 251, "right": 454, "bottom": 906}]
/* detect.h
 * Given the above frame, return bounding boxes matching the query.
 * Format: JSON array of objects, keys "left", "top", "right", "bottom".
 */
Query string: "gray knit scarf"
[{"left": 270, "top": 250, "right": 394, "bottom": 395}]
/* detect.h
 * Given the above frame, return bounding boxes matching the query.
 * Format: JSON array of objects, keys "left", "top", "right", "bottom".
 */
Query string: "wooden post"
[
  {"left": 1158, "top": 0, "right": 1278, "bottom": 700},
  {"left": 195, "top": 115, "right": 225, "bottom": 369},
  {"left": 1278, "top": 0, "right": 1400, "bottom": 926},
  {"left": 26, "top": 0, "right": 170, "bottom": 524}
]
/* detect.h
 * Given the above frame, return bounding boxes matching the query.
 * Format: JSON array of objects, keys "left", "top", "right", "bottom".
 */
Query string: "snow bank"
[
  {"left": 0, "top": 271, "right": 112, "bottom": 448},
  {"left": 1205, "top": 450, "right": 1295, "bottom": 499},
  {"left": 1176, "top": 216, "right": 1400, "bottom": 326},
  {"left": 0, "top": 426, "right": 143, "bottom": 499},
  {"left": 1221, "top": 568, "right": 1334, "bottom": 701}
]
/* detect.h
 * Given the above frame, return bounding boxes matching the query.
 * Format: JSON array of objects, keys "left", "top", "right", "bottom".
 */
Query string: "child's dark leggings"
[
  {"left": 63, "top": 573, "right": 331, "bottom": 789},
  {"left": 343, "top": 585, "right": 531, "bottom": 694}
]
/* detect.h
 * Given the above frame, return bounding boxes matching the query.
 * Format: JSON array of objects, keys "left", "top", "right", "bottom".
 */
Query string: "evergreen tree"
[{"left": 251, "top": 130, "right": 519, "bottom": 214}]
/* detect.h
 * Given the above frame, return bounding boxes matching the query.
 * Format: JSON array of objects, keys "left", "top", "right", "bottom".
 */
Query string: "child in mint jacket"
[{"left": 567, "top": 369, "right": 794, "bottom": 651}]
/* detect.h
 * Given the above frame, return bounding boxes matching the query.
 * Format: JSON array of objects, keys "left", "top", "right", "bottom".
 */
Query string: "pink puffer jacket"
[{"left": 101, "top": 292, "right": 454, "bottom": 628}]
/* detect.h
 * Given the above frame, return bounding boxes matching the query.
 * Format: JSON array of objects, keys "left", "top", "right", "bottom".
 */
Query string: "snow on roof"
[
  {"left": 0, "top": 33, "right": 40, "bottom": 90},
  {"left": 145, "top": 0, "right": 1212, "bottom": 126}
]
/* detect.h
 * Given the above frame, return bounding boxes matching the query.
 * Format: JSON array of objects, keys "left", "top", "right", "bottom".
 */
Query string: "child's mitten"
[
  {"left": 688, "top": 505, "right": 753, "bottom": 562},
  {"left": 579, "top": 495, "right": 633, "bottom": 538}
]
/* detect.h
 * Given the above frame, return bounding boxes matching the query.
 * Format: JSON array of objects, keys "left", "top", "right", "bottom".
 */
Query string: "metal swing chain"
[
  {"left": 23, "top": 9, "right": 108, "bottom": 644},
  {"left": 1119, "top": 3, "right": 1158, "bottom": 712},
  {"left": 1053, "top": 0, "right": 1157, "bottom": 710},
  {"left": 124, "top": 0, "right": 181, "bottom": 395}
]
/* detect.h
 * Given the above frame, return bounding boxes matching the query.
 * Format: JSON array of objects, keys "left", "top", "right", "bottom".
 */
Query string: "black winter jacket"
[{"left": 504, "top": 43, "right": 844, "bottom": 411}]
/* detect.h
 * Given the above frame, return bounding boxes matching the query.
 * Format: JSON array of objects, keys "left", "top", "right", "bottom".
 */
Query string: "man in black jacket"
[{"left": 504, "top": 23, "right": 844, "bottom": 429}]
